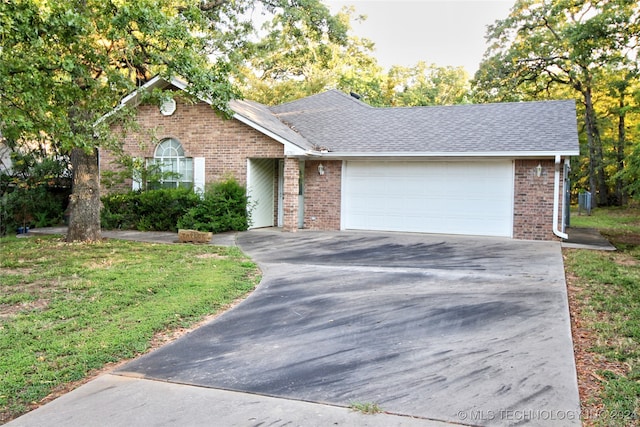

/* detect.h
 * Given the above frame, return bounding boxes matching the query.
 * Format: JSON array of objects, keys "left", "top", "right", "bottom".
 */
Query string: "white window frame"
[{"left": 149, "top": 138, "right": 193, "bottom": 189}]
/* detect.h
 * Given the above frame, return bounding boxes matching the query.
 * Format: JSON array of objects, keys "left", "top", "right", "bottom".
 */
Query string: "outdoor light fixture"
[
  {"left": 536, "top": 163, "right": 542, "bottom": 177},
  {"left": 318, "top": 164, "right": 325, "bottom": 176}
]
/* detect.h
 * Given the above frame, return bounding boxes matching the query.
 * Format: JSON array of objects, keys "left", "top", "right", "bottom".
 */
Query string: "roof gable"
[{"left": 101, "top": 76, "right": 312, "bottom": 155}]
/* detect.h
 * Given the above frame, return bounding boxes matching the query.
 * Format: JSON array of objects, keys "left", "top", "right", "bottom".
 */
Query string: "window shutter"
[
  {"left": 194, "top": 157, "right": 205, "bottom": 195},
  {"left": 132, "top": 157, "right": 142, "bottom": 191}
]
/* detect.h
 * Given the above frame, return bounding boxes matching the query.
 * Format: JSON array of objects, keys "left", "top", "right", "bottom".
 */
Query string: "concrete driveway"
[{"left": 115, "top": 230, "right": 581, "bottom": 426}]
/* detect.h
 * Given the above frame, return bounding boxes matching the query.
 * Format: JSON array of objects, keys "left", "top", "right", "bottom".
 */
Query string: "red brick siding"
[
  {"left": 282, "top": 157, "right": 299, "bottom": 232},
  {"left": 100, "top": 100, "right": 284, "bottom": 192},
  {"left": 513, "top": 159, "right": 562, "bottom": 240},
  {"left": 303, "top": 160, "right": 342, "bottom": 230}
]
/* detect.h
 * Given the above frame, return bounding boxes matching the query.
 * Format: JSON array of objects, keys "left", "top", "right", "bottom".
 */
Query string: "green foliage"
[
  {"left": 237, "top": 7, "right": 471, "bottom": 107},
  {"left": 101, "top": 154, "right": 181, "bottom": 192},
  {"left": 385, "top": 62, "right": 470, "bottom": 106},
  {"left": 0, "top": 235, "right": 260, "bottom": 421},
  {"left": 101, "top": 188, "right": 199, "bottom": 231},
  {"left": 177, "top": 178, "right": 251, "bottom": 233},
  {"left": 0, "top": 150, "right": 71, "bottom": 235},
  {"left": 617, "top": 142, "right": 640, "bottom": 200},
  {"left": 472, "top": 0, "right": 640, "bottom": 206},
  {"left": 1, "top": 187, "right": 70, "bottom": 234}
]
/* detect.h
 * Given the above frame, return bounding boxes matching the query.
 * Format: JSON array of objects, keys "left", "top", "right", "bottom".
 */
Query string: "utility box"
[{"left": 578, "top": 191, "right": 592, "bottom": 216}]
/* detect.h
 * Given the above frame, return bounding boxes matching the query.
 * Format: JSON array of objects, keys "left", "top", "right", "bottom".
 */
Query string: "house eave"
[
  {"left": 304, "top": 150, "right": 579, "bottom": 160},
  {"left": 232, "top": 113, "right": 308, "bottom": 156}
]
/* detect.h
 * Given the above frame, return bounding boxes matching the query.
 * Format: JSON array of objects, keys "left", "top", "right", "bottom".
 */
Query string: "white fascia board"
[
  {"left": 232, "top": 113, "right": 307, "bottom": 156},
  {"left": 314, "top": 150, "right": 580, "bottom": 159},
  {"left": 96, "top": 77, "right": 198, "bottom": 127},
  {"left": 119, "top": 76, "right": 190, "bottom": 107}
]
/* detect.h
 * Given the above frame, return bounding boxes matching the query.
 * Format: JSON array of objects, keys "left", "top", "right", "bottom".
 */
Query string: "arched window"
[{"left": 149, "top": 138, "right": 193, "bottom": 189}]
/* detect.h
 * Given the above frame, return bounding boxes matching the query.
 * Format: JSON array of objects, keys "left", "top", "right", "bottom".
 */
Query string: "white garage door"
[{"left": 342, "top": 161, "right": 514, "bottom": 237}]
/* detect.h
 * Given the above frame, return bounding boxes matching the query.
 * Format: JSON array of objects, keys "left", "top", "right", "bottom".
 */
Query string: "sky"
[{"left": 325, "top": 0, "right": 515, "bottom": 75}]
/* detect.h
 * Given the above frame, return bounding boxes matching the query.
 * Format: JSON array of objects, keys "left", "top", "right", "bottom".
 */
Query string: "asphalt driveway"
[{"left": 116, "top": 230, "right": 581, "bottom": 426}]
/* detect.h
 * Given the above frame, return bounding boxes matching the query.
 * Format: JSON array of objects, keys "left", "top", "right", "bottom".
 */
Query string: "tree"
[
  {"left": 603, "top": 68, "right": 640, "bottom": 204},
  {"left": 0, "top": 0, "right": 342, "bottom": 241},
  {"left": 384, "top": 62, "right": 470, "bottom": 106},
  {"left": 236, "top": 6, "right": 381, "bottom": 105},
  {"left": 238, "top": 8, "right": 473, "bottom": 108},
  {"left": 473, "top": 0, "right": 639, "bottom": 206}
]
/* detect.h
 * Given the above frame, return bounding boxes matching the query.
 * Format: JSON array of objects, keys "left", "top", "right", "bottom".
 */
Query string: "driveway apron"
[{"left": 116, "top": 230, "right": 581, "bottom": 426}]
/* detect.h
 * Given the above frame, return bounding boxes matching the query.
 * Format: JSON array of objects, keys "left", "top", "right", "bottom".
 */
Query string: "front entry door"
[{"left": 247, "top": 159, "right": 275, "bottom": 229}]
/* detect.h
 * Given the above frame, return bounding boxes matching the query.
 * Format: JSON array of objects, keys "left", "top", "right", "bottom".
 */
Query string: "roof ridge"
[
  {"left": 325, "top": 89, "right": 373, "bottom": 108},
  {"left": 270, "top": 89, "right": 373, "bottom": 113}
]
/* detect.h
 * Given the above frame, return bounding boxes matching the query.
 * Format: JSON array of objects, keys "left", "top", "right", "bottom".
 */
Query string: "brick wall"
[
  {"left": 513, "top": 159, "right": 562, "bottom": 240},
  {"left": 282, "top": 157, "right": 299, "bottom": 232},
  {"left": 100, "top": 99, "right": 284, "bottom": 192},
  {"left": 303, "top": 160, "right": 342, "bottom": 230}
]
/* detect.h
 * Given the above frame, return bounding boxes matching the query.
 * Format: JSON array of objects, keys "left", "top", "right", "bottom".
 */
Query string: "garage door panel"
[{"left": 343, "top": 161, "right": 513, "bottom": 237}]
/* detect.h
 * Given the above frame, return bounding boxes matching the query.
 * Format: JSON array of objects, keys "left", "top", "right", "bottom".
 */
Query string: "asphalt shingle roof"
[
  {"left": 230, "top": 99, "right": 314, "bottom": 151},
  {"left": 269, "top": 90, "right": 579, "bottom": 155}
]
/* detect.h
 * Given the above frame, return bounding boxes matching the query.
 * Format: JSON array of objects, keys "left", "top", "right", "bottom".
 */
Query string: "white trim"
[
  {"left": 340, "top": 160, "right": 347, "bottom": 230},
  {"left": 553, "top": 155, "right": 569, "bottom": 239},
  {"left": 132, "top": 157, "right": 142, "bottom": 191},
  {"left": 160, "top": 98, "right": 177, "bottom": 116},
  {"left": 313, "top": 150, "right": 579, "bottom": 159},
  {"left": 193, "top": 157, "right": 206, "bottom": 195},
  {"left": 278, "top": 160, "right": 284, "bottom": 227},
  {"left": 508, "top": 160, "right": 515, "bottom": 238}
]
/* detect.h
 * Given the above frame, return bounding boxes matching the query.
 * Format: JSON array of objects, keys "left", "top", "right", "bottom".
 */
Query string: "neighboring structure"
[
  {"left": 100, "top": 76, "right": 579, "bottom": 240},
  {"left": 0, "top": 141, "right": 12, "bottom": 174}
]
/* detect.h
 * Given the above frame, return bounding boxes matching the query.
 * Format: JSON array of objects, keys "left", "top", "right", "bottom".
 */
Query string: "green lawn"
[
  {"left": 564, "top": 206, "right": 640, "bottom": 426},
  {"left": 0, "top": 235, "right": 260, "bottom": 423}
]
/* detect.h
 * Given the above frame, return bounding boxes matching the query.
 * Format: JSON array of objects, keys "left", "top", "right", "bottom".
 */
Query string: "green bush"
[
  {"left": 177, "top": 178, "right": 251, "bottom": 233},
  {"left": 100, "top": 192, "right": 138, "bottom": 230},
  {"left": 101, "top": 188, "right": 199, "bottom": 231},
  {"left": 1, "top": 186, "right": 70, "bottom": 235},
  {"left": 0, "top": 150, "right": 71, "bottom": 236}
]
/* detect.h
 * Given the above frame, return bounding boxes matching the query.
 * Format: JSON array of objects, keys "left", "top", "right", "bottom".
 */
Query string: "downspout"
[{"left": 553, "top": 155, "right": 569, "bottom": 239}]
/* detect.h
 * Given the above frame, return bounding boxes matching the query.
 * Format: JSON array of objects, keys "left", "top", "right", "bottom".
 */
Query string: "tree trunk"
[
  {"left": 67, "top": 147, "right": 102, "bottom": 242},
  {"left": 583, "top": 85, "right": 609, "bottom": 207},
  {"left": 615, "top": 95, "right": 626, "bottom": 206}
]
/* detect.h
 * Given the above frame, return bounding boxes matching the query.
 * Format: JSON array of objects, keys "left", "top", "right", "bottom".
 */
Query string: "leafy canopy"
[{"left": 0, "top": 0, "right": 243, "bottom": 154}]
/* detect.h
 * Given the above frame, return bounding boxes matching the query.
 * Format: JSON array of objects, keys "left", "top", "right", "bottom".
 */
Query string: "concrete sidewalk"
[
  {"left": 7, "top": 375, "right": 450, "bottom": 427},
  {"left": 562, "top": 227, "right": 616, "bottom": 251}
]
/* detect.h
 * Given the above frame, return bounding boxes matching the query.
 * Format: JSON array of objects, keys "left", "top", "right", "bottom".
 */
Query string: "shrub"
[
  {"left": 136, "top": 188, "right": 199, "bottom": 231},
  {"left": 178, "top": 178, "right": 251, "bottom": 233},
  {"left": 0, "top": 150, "right": 71, "bottom": 236},
  {"left": 0, "top": 186, "right": 69, "bottom": 235},
  {"left": 101, "top": 188, "right": 199, "bottom": 231},
  {"left": 100, "top": 192, "right": 138, "bottom": 230}
]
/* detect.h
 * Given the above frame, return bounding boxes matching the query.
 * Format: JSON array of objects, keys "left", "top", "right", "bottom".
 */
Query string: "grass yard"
[
  {"left": 0, "top": 235, "right": 260, "bottom": 424},
  {"left": 564, "top": 206, "right": 640, "bottom": 426}
]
